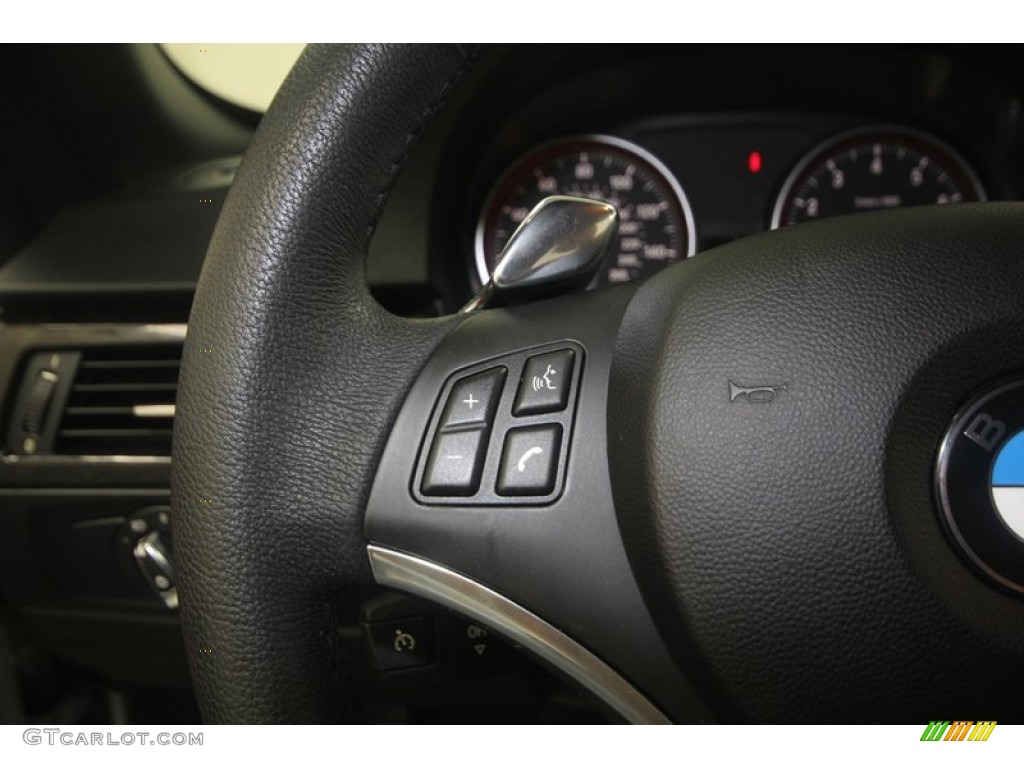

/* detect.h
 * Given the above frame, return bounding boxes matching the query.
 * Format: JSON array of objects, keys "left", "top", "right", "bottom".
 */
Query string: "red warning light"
[{"left": 747, "top": 151, "right": 763, "bottom": 174}]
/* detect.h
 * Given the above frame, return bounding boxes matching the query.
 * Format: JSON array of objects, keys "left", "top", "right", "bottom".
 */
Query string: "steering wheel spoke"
[{"left": 365, "top": 290, "right": 709, "bottom": 723}]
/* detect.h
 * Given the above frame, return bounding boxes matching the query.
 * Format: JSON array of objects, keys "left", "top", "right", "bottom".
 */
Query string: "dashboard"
[{"left": 1, "top": 44, "right": 1023, "bottom": 724}]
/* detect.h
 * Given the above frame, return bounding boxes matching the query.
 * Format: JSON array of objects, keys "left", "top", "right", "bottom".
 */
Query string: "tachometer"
[
  {"left": 476, "top": 135, "right": 696, "bottom": 288},
  {"left": 771, "top": 126, "right": 985, "bottom": 228}
]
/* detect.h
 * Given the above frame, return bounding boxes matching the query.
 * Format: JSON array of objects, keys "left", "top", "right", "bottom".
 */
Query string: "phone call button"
[{"left": 496, "top": 424, "right": 562, "bottom": 497}]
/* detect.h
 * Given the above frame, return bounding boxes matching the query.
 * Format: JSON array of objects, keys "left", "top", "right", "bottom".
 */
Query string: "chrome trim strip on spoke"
[{"left": 367, "top": 544, "right": 671, "bottom": 724}]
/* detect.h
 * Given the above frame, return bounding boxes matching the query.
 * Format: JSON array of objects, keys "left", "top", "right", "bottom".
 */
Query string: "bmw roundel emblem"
[
  {"left": 991, "top": 430, "right": 1024, "bottom": 543},
  {"left": 937, "top": 379, "right": 1024, "bottom": 593}
]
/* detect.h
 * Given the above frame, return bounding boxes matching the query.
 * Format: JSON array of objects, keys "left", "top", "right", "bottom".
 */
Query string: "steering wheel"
[{"left": 171, "top": 44, "right": 1024, "bottom": 723}]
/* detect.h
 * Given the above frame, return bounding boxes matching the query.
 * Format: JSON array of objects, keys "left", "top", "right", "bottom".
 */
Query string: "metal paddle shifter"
[{"left": 462, "top": 195, "right": 618, "bottom": 312}]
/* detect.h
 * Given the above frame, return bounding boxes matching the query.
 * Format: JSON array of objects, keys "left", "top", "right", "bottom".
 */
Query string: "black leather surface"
[
  {"left": 171, "top": 44, "right": 474, "bottom": 723},
  {"left": 610, "top": 204, "right": 1024, "bottom": 722}
]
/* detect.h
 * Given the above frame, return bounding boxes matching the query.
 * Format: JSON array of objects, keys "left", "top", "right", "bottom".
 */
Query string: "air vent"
[{"left": 55, "top": 344, "right": 182, "bottom": 456}]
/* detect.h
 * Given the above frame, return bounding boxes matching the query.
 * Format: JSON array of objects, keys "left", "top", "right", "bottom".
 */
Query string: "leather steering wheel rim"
[{"left": 172, "top": 44, "right": 475, "bottom": 723}]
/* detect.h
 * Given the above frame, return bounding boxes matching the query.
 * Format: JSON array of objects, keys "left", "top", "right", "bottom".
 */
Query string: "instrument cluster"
[{"left": 472, "top": 119, "right": 988, "bottom": 290}]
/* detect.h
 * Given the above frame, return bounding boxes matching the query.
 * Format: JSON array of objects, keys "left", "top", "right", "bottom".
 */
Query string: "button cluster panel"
[{"left": 413, "top": 343, "right": 582, "bottom": 506}]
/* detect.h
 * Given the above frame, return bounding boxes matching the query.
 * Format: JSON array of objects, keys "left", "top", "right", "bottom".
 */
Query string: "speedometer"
[
  {"left": 771, "top": 126, "right": 985, "bottom": 228},
  {"left": 475, "top": 135, "right": 696, "bottom": 288}
]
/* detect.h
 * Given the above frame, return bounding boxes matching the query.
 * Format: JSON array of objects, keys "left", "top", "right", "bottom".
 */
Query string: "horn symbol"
[{"left": 729, "top": 380, "right": 787, "bottom": 403}]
